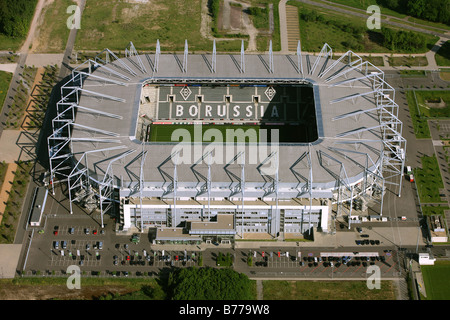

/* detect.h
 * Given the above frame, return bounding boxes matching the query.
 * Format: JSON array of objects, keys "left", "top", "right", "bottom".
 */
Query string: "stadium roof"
[{"left": 68, "top": 50, "right": 388, "bottom": 194}]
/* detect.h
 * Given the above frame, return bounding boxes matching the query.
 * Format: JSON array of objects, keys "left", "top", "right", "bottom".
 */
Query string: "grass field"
[
  {"left": 414, "top": 90, "right": 450, "bottom": 118},
  {"left": 325, "top": 0, "right": 450, "bottom": 32},
  {"left": 436, "top": 41, "right": 450, "bottom": 67},
  {"left": 399, "top": 70, "right": 427, "bottom": 77},
  {"left": 388, "top": 56, "right": 428, "bottom": 67},
  {"left": 421, "top": 206, "right": 450, "bottom": 216},
  {"left": 32, "top": 0, "right": 75, "bottom": 53},
  {"left": 440, "top": 70, "right": 450, "bottom": 82},
  {"left": 76, "top": 0, "right": 244, "bottom": 52},
  {"left": 406, "top": 91, "right": 431, "bottom": 139},
  {"left": 149, "top": 123, "right": 316, "bottom": 143},
  {"left": 405, "top": 90, "right": 450, "bottom": 139},
  {"left": 287, "top": 1, "right": 438, "bottom": 54},
  {"left": 414, "top": 155, "right": 446, "bottom": 204},
  {"left": 0, "top": 161, "right": 33, "bottom": 244},
  {"left": 150, "top": 124, "right": 261, "bottom": 143},
  {"left": 421, "top": 261, "right": 450, "bottom": 300},
  {"left": 0, "top": 71, "right": 12, "bottom": 113},
  {"left": 262, "top": 280, "right": 396, "bottom": 300}
]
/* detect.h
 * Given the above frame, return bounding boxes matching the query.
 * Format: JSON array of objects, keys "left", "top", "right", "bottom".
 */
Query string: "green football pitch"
[
  {"left": 421, "top": 261, "right": 450, "bottom": 300},
  {"left": 148, "top": 123, "right": 316, "bottom": 143}
]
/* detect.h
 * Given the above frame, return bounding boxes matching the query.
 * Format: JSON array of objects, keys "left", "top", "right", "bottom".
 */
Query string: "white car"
[{"left": 406, "top": 166, "right": 412, "bottom": 175}]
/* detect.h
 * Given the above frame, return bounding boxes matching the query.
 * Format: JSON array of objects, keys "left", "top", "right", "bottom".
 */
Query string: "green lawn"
[
  {"left": 325, "top": 0, "right": 450, "bottom": 32},
  {"left": 436, "top": 41, "right": 450, "bottom": 67},
  {"left": 249, "top": 0, "right": 281, "bottom": 52},
  {"left": 287, "top": 1, "right": 438, "bottom": 54},
  {"left": 0, "top": 70, "right": 12, "bottom": 113},
  {"left": 0, "top": 161, "right": 33, "bottom": 244},
  {"left": 326, "top": 0, "right": 407, "bottom": 19},
  {"left": 405, "top": 90, "right": 450, "bottom": 139},
  {"left": 150, "top": 124, "right": 262, "bottom": 143},
  {"left": 76, "top": 0, "right": 245, "bottom": 52},
  {"left": 414, "top": 155, "right": 446, "bottom": 204},
  {"left": 388, "top": 56, "right": 428, "bottom": 67},
  {"left": 32, "top": 0, "right": 75, "bottom": 53},
  {"left": 406, "top": 91, "right": 431, "bottom": 139},
  {"left": 263, "top": 280, "right": 396, "bottom": 300},
  {"left": 399, "top": 70, "right": 426, "bottom": 77},
  {"left": 149, "top": 123, "right": 314, "bottom": 143},
  {"left": 414, "top": 91, "right": 450, "bottom": 118},
  {"left": 421, "top": 261, "right": 450, "bottom": 300},
  {"left": 422, "top": 206, "right": 450, "bottom": 216},
  {"left": 0, "top": 161, "right": 8, "bottom": 191}
]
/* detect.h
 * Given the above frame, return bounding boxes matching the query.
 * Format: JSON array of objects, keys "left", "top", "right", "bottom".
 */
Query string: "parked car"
[{"left": 361, "top": 234, "right": 369, "bottom": 238}]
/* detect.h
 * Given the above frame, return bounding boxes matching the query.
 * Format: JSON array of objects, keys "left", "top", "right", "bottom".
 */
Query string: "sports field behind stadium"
[{"left": 421, "top": 261, "right": 450, "bottom": 300}]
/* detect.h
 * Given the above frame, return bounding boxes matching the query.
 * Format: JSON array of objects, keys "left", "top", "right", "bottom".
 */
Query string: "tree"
[
  {"left": 0, "top": 0, "right": 38, "bottom": 38},
  {"left": 406, "top": 0, "right": 427, "bottom": 18},
  {"left": 167, "top": 267, "right": 254, "bottom": 300}
]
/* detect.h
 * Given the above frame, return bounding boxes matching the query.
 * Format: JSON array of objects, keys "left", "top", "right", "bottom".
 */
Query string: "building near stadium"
[{"left": 48, "top": 41, "right": 405, "bottom": 244}]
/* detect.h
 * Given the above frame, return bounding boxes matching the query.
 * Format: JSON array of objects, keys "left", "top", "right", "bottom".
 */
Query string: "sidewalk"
[{"left": 0, "top": 163, "right": 18, "bottom": 225}]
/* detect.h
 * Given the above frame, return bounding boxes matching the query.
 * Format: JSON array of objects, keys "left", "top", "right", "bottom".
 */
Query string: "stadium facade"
[{"left": 48, "top": 41, "right": 405, "bottom": 244}]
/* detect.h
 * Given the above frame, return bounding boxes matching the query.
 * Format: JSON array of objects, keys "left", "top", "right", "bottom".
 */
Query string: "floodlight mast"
[
  {"left": 240, "top": 40, "right": 245, "bottom": 73},
  {"left": 269, "top": 40, "right": 274, "bottom": 73},
  {"left": 297, "top": 40, "right": 304, "bottom": 77},
  {"left": 183, "top": 39, "right": 188, "bottom": 73},
  {"left": 212, "top": 39, "right": 217, "bottom": 73},
  {"left": 154, "top": 39, "right": 160, "bottom": 72}
]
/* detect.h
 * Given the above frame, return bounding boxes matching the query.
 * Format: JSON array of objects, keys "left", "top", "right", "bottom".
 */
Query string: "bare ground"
[
  {"left": 0, "top": 282, "right": 136, "bottom": 300},
  {"left": 200, "top": 0, "right": 259, "bottom": 52}
]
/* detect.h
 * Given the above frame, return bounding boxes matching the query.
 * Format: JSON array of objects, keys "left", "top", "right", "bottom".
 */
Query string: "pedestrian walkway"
[
  {"left": 285, "top": 5, "right": 300, "bottom": 52},
  {"left": 0, "top": 64, "right": 17, "bottom": 73},
  {"left": 0, "top": 162, "right": 18, "bottom": 225},
  {"left": 278, "top": 0, "right": 289, "bottom": 53},
  {"left": 256, "top": 280, "right": 263, "bottom": 300}
]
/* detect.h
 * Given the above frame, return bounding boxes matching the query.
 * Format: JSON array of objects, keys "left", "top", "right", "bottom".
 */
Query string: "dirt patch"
[
  {"left": 426, "top": 98, "right": 446, "bottom": 109},
  {"left": 0, "top": 283, "right": 136, "bottom": 300},
  {"left": 229, "top": 4, "right": 242, "bottom": 30}
]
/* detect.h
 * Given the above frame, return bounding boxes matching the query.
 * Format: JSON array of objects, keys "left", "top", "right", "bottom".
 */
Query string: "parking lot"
[
  {"left": 240, "top": 249, "right": 400, "bottom": 278},
  {"left": 20, "top": 210, "right": 402, "bottom": 280}
]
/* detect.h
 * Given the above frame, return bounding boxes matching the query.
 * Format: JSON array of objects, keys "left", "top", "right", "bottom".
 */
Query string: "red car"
[
  {"left": 93, "top": 229, "right": 97, "bottom": 235},
  {"left": 175, "top": 255, "right": 179, "bottom": 261},
  {"left": 126, "top": 255, "right": 130, "bottom": 261}
]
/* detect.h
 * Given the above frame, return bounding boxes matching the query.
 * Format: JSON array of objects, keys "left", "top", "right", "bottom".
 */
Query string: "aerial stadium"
[{"left": 47, "top": 40, "right": 406, "bottom": 244}]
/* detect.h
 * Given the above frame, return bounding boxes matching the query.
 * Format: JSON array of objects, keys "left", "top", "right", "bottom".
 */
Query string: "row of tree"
[
  {"left": 0, "top": 0, "right": 38, "bottom": 38},
  {"left": 378, "top": 0, "right": 450, "bottom": 25},
  {"left": 300, "top": 8, "right": 431, "bottom": 53},
  {"left": 167, "top": 267, "right": 254, "bottom": 300},
  {"left": 381, "top": 27, "right": 428, "bottom": 52}
]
